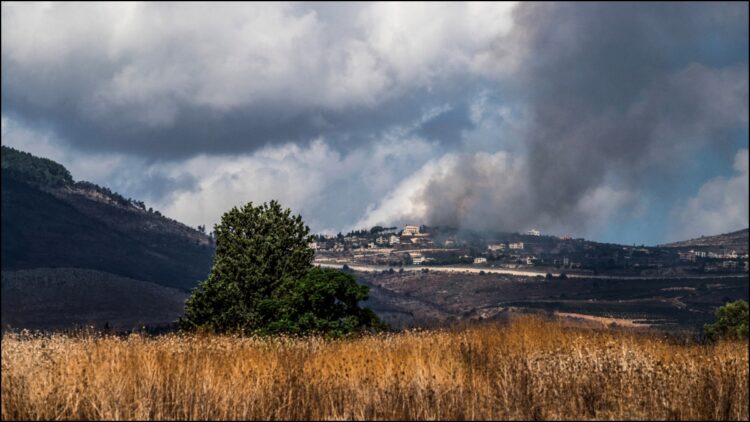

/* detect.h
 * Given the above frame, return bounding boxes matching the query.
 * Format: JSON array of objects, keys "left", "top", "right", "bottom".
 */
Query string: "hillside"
[
  {"left": 661, "top": 228, "right": 749, "bottom": 254},
  {"left": 1, "top": 146, "right": 214, "bottom": 291},
  {"left": 1, "top": 268, "right": 188, "bottom": 331}
]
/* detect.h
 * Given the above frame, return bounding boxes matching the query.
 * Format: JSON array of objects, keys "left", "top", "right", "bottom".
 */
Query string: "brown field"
[{"left": 2, "top": 317, "right": 748, "bottom": 421}]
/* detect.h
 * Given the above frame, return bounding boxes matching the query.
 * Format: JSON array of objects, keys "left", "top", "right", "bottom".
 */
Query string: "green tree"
[
  {"left": 180, "top": 200, "right": 314, "bottom": 333},
  {"left": 180, "top": 200, "right": 382, "bottom": 336},
  {"left": 703, "top": 299, "right": 749, "bottom": 342}
]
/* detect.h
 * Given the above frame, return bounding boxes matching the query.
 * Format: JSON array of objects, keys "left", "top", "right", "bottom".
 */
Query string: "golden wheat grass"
[{"left": 2, "top": 317, "right": 748, "bottom": 420}]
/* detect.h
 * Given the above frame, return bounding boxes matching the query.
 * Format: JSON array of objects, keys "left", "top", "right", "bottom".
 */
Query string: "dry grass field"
[{"left": 2, "top": 317, "right": 748, "bottom": 421}]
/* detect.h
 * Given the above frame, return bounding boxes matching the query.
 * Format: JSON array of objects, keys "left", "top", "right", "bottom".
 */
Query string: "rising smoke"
[{"left": 412, "top": 2, "right": 748, "bottom": 235}]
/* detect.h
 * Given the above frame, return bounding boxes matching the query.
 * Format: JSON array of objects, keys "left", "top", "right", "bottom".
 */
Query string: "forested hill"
[{"left": 1, "top": 146, "right": 214, "bottom": 291}]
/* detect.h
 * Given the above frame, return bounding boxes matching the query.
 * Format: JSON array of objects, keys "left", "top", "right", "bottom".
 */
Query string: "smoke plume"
[{"left": 404, "top": 2, "right": 749, "bottom": 235}]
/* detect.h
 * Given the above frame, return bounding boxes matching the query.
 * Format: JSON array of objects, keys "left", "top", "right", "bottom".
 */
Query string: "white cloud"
[
  {"left": 153, "top": 135, "right": 438, "bottom": 233},
  {"left": 669, "top": 149, "right": 749, "bottom": 241}
]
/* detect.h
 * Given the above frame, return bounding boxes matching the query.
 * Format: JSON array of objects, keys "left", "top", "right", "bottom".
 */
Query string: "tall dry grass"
[{"left": 2, "top": 317, "right": 747, "bottom": 420}]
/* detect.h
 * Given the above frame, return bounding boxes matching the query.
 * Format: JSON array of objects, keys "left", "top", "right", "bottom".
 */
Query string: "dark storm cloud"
[
  {"left": 1, "top": 84, "right": 477, "bottom": 160},
  {"left": 416, "top": 2, "right": 749, "bottom": 233},
  {"left": 0, "top": 2, "right": 501, "bottom": 159}
]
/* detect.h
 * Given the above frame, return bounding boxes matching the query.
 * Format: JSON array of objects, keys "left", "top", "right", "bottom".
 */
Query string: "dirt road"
[{"left": 315, "top": 261, "right": 748, "bottom": 280}]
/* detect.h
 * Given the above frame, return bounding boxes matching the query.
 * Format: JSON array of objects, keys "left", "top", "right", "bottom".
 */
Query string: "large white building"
[
  {"left": 474, "top": 257, "right": 487, "bottom": 264},
  {"left": 525, "top": 229, "right": 541, "bottom": 236},
  {"left": 402, "top": 224, "right": 420, "bottom": 236},
  {"left": 509, "top": 242, "right": 524, "bottom": 250},
  {"left": 488, "top": 243, "right": 506, "bottom": 251}
]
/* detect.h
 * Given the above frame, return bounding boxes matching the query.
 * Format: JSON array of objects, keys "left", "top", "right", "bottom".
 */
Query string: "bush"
[{"left": 703, "top": 299, "right": 749, "bottom": 342}]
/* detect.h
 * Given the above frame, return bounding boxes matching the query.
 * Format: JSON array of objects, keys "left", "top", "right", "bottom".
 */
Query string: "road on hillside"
[{"left": 314, "top": 261, "right": 748, "bottom": 280}]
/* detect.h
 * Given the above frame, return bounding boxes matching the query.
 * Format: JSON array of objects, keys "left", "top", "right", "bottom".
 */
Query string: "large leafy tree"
[{"left": 180, "top": 200, "right": 383, "bottom": 335}]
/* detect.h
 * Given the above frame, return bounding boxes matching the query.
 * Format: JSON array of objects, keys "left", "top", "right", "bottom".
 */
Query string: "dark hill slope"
[
  {"left": 1, "top": 146, "right": 214, "bottom": 291},
  {"left": 1, "top": 268, "right": 188, "bottom": 330}
]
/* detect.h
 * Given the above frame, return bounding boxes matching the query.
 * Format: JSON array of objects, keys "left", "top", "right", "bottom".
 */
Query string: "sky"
[{"left": 1, "top": 2, "right": 748, "bottom": 245}]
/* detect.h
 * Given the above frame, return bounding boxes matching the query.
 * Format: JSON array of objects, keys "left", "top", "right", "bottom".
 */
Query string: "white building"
[
  {"left": 509, "top": 242, "right": 524, "bottom": 250},
  {"left": 525, "top": 229, "right": 541, "bottom": 236},
  {"left": 402, "top": 224, "right": 420, "bottom": 236},
  {"left": 389, "top": 234, "right": 400, "bottom": 245},
  {"left": 376, "top": 236, "right": 387, "bottom": 245},
  {"left": 409, "top": 252, "right": 425, "bottom": 265},
  {"left": 488, "top": 243, "right": 506, "bottom": 251},
  {"left": 474, "top": 257, "right": 487, "bottom": 264}
]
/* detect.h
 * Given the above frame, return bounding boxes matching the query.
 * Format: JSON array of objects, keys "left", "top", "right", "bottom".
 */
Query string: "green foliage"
[
  {"left": 180, "top": 200, "right": 383, "bottom": 336},
  {"left": 1, "top": 145, "right": 73, "bottom": 187},
  {"left": 258, "top": 268, "right": 385, "bottom": 337},
  {"left": 703, "top": 299, "right": 749, "bottom": 342}
]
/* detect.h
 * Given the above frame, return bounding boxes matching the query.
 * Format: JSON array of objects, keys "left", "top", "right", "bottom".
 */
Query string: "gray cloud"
[
  {"left": 2, "top": 2, "right": 748, "bottom": 241},
  {"left": 1, "top": 2, "right": 513, "bottom": 158}
]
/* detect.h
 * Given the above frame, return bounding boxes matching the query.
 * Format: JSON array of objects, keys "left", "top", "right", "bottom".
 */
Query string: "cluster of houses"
[
  {"left": 677, "top": 249, "right": 745, "bottom": 261},
  {"left": 676, "top": 249, "right": 749, "bottom": 271},
  {"left": 488, "top": 242, "right": 525, "bottom": 251},
  {"left": 313, "top": 224, "right": 749, "bottom": 274},
  {"left": 314, "top": 224, "right": 552, "bottom": 268}
]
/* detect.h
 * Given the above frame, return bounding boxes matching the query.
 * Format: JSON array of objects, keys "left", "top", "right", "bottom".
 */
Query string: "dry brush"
[{"left": 2, "top": 317, "right": 748, "bottom": 420}]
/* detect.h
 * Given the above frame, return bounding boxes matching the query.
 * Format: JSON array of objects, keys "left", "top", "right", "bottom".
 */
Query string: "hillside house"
[
  {"left": 402, "top": 224, "right": 420, "bottom": 236},
  {"left": 409, "top": 251, "right": 425, "bottom": 265}
]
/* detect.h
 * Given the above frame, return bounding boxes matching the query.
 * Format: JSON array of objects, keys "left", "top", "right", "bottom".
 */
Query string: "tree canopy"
[
  {"left": 180, "top": 200, "right": 383, "bottom": 336},
  {"left": 703, "top": 299, "right": 749, "bottom": 342}
]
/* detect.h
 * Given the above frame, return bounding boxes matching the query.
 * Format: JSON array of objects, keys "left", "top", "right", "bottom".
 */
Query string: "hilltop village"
[{"left": 313, "top": 225, "right": 750, "bottom": 277}]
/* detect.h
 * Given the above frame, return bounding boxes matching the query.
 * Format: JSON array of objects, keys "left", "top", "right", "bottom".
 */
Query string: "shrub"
[{"left": 703, "top": 299, "right": 749, "bottom": 342}]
